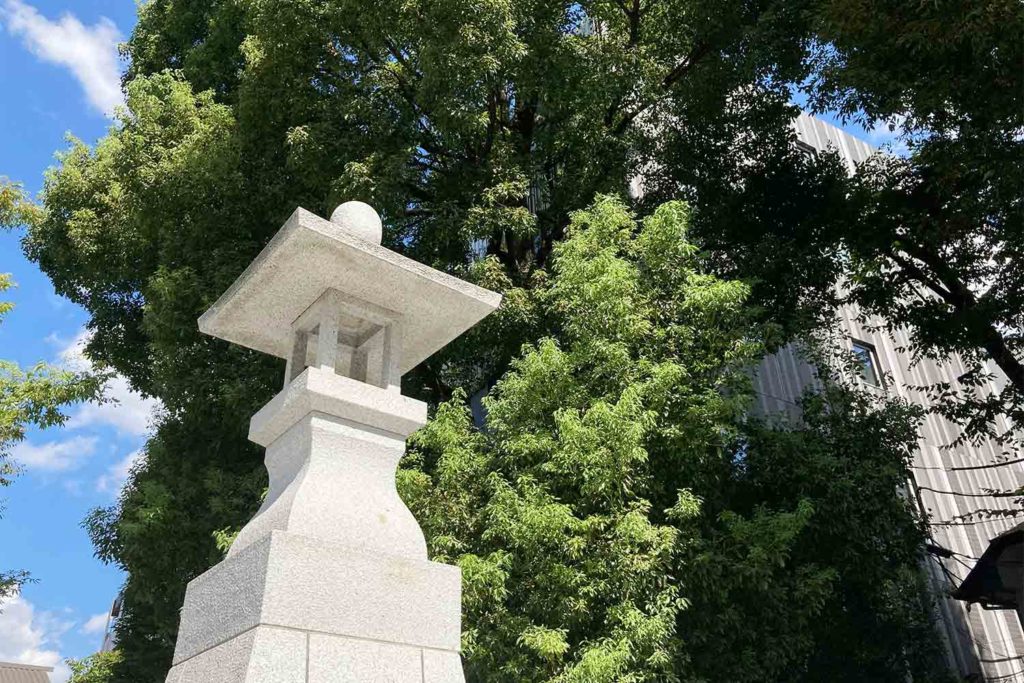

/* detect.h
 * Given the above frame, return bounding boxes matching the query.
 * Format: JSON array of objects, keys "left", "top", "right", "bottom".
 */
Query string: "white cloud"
[
  {"left": 0, "top": 317, "right": 158, "bottom": 681},
  {"left": 0, "top": 595, "right": 72, "bottom": 683},
  {"left": 67, "top": 375, "right": 157, "bottom": 436},
  {"left": 6, "top": 329, "right": 158, "bottom": 490},
  {"left": 0, "top": 0, "right": 123, "bottom": 116},
  {"left": 56, "top": 329, "right": 160, "bottom": 437},
  {"left": 60, "top": 479, "right": 83, "bottom": 496},
  {"left": 81, "top": 612, "right": 108, "bottom": 636},
  {"left": 96, "top": 449, "right": 144, "bottom": 495},
  {"left": 11, "top": 435, "right": 98, "bottom": 472}
]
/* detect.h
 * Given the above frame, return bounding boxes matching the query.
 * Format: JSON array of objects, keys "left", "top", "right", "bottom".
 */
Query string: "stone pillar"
[{"left": 165, "top": 202, "right": 501, "bottom": 683}]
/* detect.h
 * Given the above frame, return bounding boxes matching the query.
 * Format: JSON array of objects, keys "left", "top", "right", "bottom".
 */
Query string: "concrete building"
[
  {"left": 751, "top": 113, "right": 1024, "bottom": 681},
  {"left": 0, "top": 662, "right": 53, "bottom": 683}
]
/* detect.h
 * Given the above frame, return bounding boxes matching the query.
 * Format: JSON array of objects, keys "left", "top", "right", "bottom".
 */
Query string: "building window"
[
  {"left": 851, "top": 340, "right": 883, "bottom": 387},
  {"left": 796, "top": 140, "right": 818, "bottom": 160}
]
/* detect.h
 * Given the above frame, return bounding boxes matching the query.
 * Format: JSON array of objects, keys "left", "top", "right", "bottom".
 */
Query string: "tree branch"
[
  {"left": 895, "top": 242, "right": 1024, "bottom": 397},
  {"left": 917, "top": 485, "right": 1022, "bottom": 499},
  {"left": 612, "top": 41, "right": 712, "bottom": 135}
]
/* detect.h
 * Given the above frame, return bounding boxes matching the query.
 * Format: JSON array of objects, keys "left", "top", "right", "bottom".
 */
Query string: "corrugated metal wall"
[
  {"left": 755, "top": 115, "right": 1024, "bottom": 682},
  {"left": 0, "top": 663, "right": 52, "bottom": 683}
]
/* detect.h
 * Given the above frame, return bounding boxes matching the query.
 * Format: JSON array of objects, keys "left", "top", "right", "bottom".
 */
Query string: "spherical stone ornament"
[{"left": 330, "top": 201, "right": 383, "bottom": 244}]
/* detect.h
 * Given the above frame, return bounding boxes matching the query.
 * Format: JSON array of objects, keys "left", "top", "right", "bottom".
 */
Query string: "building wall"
[
  {"left": 756, "top": 114, "right": 1024, "bottom": 682},
  {"left": 0, "top": 662, "right": 53, "bottom": 683}
]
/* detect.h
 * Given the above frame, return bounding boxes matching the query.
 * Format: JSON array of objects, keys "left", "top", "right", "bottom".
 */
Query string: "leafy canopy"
[
  {"left": 16, "top": 0, "right": 973, "bottom": 678},
  {"left": 68, "top": 651, "right": 123, "bottom": 683},
  {"left": 25, "top": 2, "right": 837, "bottom": 677},
  {"left": 399, "top": 197, "right": 948, "bottom": 682}
]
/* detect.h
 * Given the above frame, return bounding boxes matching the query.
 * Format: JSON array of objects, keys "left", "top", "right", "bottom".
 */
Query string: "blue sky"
[
  {"left": 0, "top": 3, "right": 896, "bottom": 680},
  {"left": 1, "top": 2, "right": 150, "bottom": 680}
]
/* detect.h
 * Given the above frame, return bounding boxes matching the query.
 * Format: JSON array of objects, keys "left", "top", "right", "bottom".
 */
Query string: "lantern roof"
[{"left": 198, "top": 204, "right": 501, "bottom": 376}]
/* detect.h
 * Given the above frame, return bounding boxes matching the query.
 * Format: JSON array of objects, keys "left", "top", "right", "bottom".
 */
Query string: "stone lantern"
[{"left": 164, "top": 202, "right": 501, "bottom": 682}]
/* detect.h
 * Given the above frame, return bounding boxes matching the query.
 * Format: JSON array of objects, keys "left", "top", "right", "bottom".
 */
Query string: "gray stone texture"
[
  {"left": 232, "top": 409, "right": 430, "bottom": 559},
  {"left": 308, "top": 635, "right": 422, "bottom": 682},
  {"left": 166, "top": 203, "right": 494, "bottom": 683},
  {"left": 166, "top": 627, "right": 307, "bottom": 683},
  {"left": 198, "top": 207, "right": 502, "bottom": 376},
  {"left": 171, "top": 529, "right": 462, "bottom": 665}
]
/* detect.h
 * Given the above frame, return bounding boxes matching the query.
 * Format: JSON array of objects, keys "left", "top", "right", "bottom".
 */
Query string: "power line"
[
  {"left": 983, "top": 665, "right": 1024, "bottom": 682},
  {"left": 913, "top": 461, "right": 1024, "bottom": 473},
  {"left": 944, "top": 599, "right": 1024, "bottom": 681},
  {"left": 918, "top": 485, "right": 1023, "bottom": 499},
  {"left": 934, "top": 522, "right": 1011, "bottom": 528},
  {"left": 930, "top": 553, "right": 966, "bottom": 585},
  {"left": 952, "top": 457, "right": 1024, "bottom": 472},
  {"left": 950, "top": 549, "right": 982, "bottom": 562},
  {"left": 950, "top": 554, "right": 975, "bottom": 574}
]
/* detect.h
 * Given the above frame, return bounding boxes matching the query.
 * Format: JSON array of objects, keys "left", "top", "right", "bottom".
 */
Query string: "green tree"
[
  {"left": 0, "top": 181, "right": 103, "bottom": 601},
  {"left": 797, "top": 0, "right": 1024, "bottom": 445},
  {"left": 400, "top": 197, "right": 948, "bottom": 681},
  {"left": 67, "top": 651, "right": 123, "bottom": 683},
  {"left": 25, "top": 3, "right": 841, "bottom": 678}
]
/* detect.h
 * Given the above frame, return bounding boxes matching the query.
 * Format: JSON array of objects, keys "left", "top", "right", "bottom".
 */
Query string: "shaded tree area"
[{"left": 802, "top": 0, "right": 1023, "bottom": 446}]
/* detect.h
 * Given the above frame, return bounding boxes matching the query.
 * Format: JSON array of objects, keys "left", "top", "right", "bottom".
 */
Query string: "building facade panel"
[
  {"left": 751, "top": 116, "right": 1024, "bottom": 681},
  {"left": 0, "top": 662, "right": 53, "bottom": 683}
]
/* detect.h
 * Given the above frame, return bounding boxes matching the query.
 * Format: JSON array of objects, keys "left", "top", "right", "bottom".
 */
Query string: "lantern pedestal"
[{"left": 165, "top": 533, "right": 463, "bottom": 683}]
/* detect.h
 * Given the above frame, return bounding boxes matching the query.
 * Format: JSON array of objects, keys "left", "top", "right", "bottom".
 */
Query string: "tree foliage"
[
  {"left": 0, "top": 181, "right": 103, "bottom": 601},
  {"left": 28, "top": 75, "right": 279, "bottom": 674},
  {"left": 800, "top": 0, "right": 1024, "bottom": 445},
  {"left": 400, "top": 197, "right": 948, "bottom": 681},
  {"left": 67, "top": 651, "right": 123, "bottom": 683},
  {"left": 24, "top": 2, "right": 839, "bottom": 678},
  {"left": 16, "top": 0, "right": 976, "bottom": 679}
]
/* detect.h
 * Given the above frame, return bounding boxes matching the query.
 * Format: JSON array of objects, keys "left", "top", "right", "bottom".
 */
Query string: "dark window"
[
  {"left": 851, "top": 340, "right": 883, "bottom": 387},
  {"left": 796, "top": 140, "right": 818, "bottom": 160}
]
